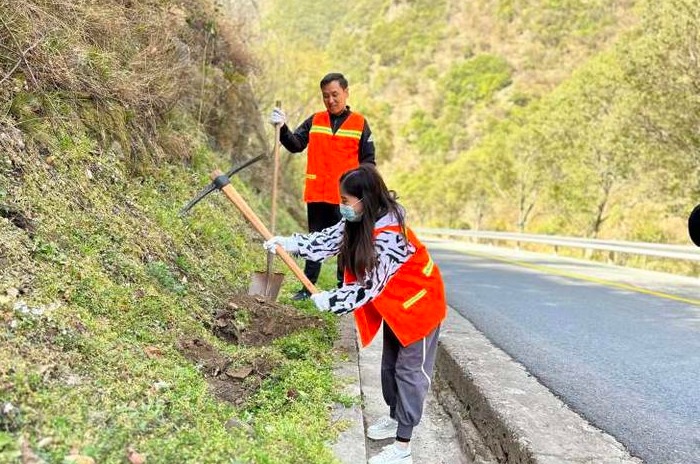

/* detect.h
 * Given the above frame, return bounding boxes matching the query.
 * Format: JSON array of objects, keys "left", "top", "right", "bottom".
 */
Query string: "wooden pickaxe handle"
[{"left": 211, "top": 170, "right": 319, "bottom": 295}]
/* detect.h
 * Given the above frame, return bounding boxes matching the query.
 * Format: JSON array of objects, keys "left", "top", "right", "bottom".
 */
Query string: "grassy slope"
[
  {"left": 0, "top": 119, "right": 349, "bottom": 464},
  {"left": 0, "top": 1, "right": 350, "bottom": 463}
]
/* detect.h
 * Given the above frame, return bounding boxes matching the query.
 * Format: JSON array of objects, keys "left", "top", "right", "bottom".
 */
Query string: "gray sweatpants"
[{"left": 381, "top": 322, "right": 441, "bottom": 440}]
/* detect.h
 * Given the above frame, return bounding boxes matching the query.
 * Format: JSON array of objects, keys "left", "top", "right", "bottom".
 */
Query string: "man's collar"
[{"left": 329, "top": 106, "right": 351, "bottom": 118}]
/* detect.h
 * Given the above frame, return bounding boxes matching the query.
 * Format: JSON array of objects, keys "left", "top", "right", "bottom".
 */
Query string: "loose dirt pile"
[
  {"left": 178, "top": 294, "right": 326, "bottom": 405},
  {"left": 177, "top": 337, "right": 276, "bottom": 406},
  {"left": 211, "top": 294, "right": 325, "bottom": 346}
]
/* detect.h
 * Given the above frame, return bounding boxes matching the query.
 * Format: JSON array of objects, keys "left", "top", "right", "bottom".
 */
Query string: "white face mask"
[{"left": 340, "top": 198, "right": 363, "bottom": 222}]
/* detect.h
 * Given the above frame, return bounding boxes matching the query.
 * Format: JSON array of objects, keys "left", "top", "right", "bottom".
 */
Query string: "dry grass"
[{"left": 0, "top": 0, "right": 261, "bottom": 172}]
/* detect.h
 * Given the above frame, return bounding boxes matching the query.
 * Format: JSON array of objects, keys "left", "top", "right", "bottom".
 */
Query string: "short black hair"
[{"left": 320, "top": 72, "right": 348, "bottom": 89}]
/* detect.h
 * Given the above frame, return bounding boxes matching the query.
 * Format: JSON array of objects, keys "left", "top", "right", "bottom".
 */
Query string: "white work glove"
[
  {"left": 263, "top": 236, "right": 299, "bottom": 254},
  {"left": 269, "top": 107, "right": 286, "bottom": 126},
  {"left": 311, "top": 291, "right": 331, "bottom": 312}
]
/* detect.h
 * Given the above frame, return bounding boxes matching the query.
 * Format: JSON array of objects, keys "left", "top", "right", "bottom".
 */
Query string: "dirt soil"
[
  {"left": 178, "top": 295, "right": 326, "bottom": 405},
  {"left": 177, "top": 337, "right": 277, "bottom": 406},
  {"left": 212, "top": 294, "right": 325, "bottom": 346}
]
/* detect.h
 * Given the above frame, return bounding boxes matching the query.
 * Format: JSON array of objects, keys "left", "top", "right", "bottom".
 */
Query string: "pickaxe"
[
  {"left": 179, "top": 156, "right": 318, "bottom": 297},
  {"left": 179, "top": 154, "right": 265, "bottom": 216}
]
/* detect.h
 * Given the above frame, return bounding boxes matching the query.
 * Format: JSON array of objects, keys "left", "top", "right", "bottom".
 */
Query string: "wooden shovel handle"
[
  {"left": 270, "top": 99, "right": 282, "bottom": 235},
  {"left": 211, "top": 170, "right": 318, "bottom": 295}
]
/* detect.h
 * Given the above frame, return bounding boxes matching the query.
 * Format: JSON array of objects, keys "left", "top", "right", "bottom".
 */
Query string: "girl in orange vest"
[{"left": 264, "top": 164, "right": 446, "bottom": 464}]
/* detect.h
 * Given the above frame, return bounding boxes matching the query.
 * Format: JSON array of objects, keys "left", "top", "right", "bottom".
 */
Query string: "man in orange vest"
[{"left": 269, "top": 72, "right": 375, "bottom": 300}]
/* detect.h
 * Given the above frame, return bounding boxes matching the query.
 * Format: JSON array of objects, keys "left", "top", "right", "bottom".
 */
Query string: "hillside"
[
  {"left": 3, "top": 0, "right": 699, "bottom": 460},
  {"left": 1, "top": 1, "right": 346, "bottom": 463},
  {"left": 256, "top": 0, "right": 699, "bottom": 253}
]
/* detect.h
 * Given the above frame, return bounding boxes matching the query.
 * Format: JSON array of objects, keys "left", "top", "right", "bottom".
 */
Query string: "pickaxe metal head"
[{"left": 179, "top": 154, "right": 264, "bottom": 216}]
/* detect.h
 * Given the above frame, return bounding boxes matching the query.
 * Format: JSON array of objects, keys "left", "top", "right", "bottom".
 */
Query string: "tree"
[{"left": 621, "top": 0, "right": 700, "bottom": 201}]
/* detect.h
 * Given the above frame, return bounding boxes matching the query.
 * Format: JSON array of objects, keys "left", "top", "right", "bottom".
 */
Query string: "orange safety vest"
[
  {"left": 346, "top": 225, "right": 447, "bottom": 348},
  {"left": 305, "top": 111, "right": 365, "bottom": 204}
]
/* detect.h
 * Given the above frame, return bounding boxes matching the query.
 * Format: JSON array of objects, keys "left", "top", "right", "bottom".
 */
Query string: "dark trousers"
[
  {"left": 305, "top": 202, "right": 343, "bottom": 287},
  {"left": 381, "top": 323, "right": 441, "bottom": 440}
]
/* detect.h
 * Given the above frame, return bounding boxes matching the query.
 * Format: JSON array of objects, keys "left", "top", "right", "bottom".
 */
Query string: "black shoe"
[{"left": 291, "top": 289, "right": 311, "bottom": 301}]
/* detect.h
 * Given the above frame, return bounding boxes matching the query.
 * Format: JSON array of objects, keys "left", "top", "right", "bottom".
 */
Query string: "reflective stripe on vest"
[
  {"left": 310, "top": 125, "right": 362, "bottom": 140},
  {"left": 309, "top": 125, "right": 333, "bottom": 136},
  {"left": 422, "top": 257, "right": 434, "bottom": 276},
  {"left": 403, "top": 289, "right": 428, "bottom": 309}
]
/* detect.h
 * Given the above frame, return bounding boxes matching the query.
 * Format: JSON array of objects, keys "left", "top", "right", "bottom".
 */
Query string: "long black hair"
[{"left": 339, "top": 165, "right": 406, "bottom": 280}]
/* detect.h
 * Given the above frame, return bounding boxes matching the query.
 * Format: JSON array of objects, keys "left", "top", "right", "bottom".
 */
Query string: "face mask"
[{"left": 340, "top": 199, "right": 363, "bottom": 222}]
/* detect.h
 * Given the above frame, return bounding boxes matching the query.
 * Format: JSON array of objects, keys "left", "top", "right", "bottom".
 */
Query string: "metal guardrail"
[{"left": 415, "top": 228, "right": 700, "bottom": 262}]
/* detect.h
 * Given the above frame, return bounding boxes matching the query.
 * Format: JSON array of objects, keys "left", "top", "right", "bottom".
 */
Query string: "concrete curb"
[
  {"left": 358, "top": 322, "right": 469, "bottom": 464},
  {"left": 331, "top": 317, "right": 367, "bottom": 464},
  {"left": 331, "top": 316, "right": 468, "bottom": 464},
  {"left": 436, "top": 307, "right": 643, "bottom": 464}
]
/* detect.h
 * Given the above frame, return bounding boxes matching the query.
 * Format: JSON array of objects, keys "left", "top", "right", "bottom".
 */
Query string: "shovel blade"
[{"left": 249, "top": 271, "right": 285, "bottom": 301}]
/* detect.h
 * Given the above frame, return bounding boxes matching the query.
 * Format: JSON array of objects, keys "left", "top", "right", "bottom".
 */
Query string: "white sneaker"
[
  {"left": 367, "top": 416, "right": 398, "bottom": 440},
  {"left": 368, "top": 443, "right": 412, "bottom": 464}
]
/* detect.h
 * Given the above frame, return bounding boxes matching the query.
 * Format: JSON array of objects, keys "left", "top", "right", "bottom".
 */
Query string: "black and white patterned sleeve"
[
  {"left": 325, "top": 230, "right": 416, "bottom": 315},
  {"left": 292, "top": 220, "right": 345, "bottom": 262}
]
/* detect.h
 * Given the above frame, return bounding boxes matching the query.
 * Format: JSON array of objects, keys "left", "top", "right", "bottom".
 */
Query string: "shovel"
[
  {"left": 249, "top": 100, "right": 285, "bottom": 299},
  {"left": 210, "top": 169, "right": 318, "bottom": 296}
]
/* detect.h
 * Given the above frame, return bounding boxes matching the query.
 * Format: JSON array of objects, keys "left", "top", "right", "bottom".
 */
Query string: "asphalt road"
[{"left": 425, "top": 240, "right": 700, "bottom": 464}]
